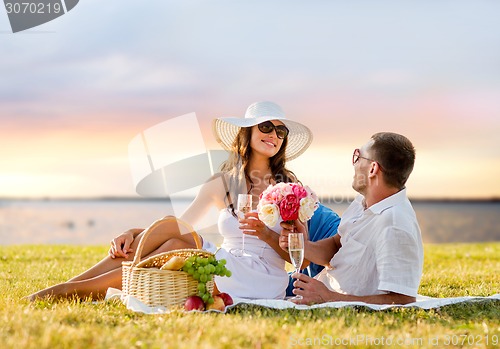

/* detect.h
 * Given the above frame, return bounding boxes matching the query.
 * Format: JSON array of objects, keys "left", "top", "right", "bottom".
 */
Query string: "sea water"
[{"left": 0, "top": 199, "right": 499, "bottom": 245}]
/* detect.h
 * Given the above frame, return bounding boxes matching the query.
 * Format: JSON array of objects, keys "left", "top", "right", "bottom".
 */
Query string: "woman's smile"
[{"left": 262, "top": 139, "right": 277, "bottom": 148}]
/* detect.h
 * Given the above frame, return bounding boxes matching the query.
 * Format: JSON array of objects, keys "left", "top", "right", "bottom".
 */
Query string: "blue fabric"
[{"left": 286, "top": 203, "right": 341, "bottom": 296}]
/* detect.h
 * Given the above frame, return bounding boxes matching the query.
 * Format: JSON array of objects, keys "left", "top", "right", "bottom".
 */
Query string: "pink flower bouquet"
[{"left": 257, "top": 182, "right": 319, "bottom": 228}]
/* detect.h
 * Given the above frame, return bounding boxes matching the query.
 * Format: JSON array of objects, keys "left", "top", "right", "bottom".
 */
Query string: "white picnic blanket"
[{"left": 105, "top": 288, "right": 500, "bottom": 314}]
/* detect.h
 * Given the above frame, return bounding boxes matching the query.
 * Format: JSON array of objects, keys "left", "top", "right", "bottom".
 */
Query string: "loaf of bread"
[{"left": 160, "top": 256, "right": 186, "bottom": 271}]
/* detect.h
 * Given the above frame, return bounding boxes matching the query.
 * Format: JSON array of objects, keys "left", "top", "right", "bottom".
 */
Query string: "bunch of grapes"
[{"left": 182, "top": 255, "right": 231, "bottom": 305}]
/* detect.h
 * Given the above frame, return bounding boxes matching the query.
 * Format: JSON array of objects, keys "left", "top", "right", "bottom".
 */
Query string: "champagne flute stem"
[{"left": 295, "top": 267, "right": 303, "bottom": 300}]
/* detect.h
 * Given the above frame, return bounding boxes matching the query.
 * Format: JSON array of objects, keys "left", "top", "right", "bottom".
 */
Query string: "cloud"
[{"left": 1, "top": 1, "right": 500, "bottom": 198}]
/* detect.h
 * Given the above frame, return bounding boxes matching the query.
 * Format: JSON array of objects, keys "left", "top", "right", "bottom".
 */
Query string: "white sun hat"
[{"left": 212, "top": 101, "right": 313, "bottom": 161}]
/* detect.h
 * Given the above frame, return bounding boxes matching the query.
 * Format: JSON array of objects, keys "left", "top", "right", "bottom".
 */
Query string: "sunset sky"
[{"left": 1, "top": 1, "right": 499, "bottom": 200}]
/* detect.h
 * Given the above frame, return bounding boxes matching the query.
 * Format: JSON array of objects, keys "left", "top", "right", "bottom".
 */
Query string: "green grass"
[{"left": 1, "top": 243, "right": 499, "bottom": 349}]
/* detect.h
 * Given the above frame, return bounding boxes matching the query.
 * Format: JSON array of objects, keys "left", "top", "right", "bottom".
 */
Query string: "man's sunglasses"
[
  {"left": 257, "top": 121, "right": 289, "bottom": 139},
  {"left": 352, "top": 148, "right": 385, "bottom": 172}
]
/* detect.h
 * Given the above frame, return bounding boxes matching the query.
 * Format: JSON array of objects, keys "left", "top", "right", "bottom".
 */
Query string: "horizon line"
[{"left": 1, "top": 196, "right": 499, "bottom": 203}]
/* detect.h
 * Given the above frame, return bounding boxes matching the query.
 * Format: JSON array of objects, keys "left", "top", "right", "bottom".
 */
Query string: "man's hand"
[
  {"left": 109, "top": 230, "right": 138, "bottom": 259},
  {"left": 279, "top": 219, "right": 306, "bottom": 251},
  {"left": 289, "top": 272, "right": 336, "bottom": 305}
]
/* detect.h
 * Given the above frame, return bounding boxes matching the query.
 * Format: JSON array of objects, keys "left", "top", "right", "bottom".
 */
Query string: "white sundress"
[{"left": 203, "top": 208, "right": 288, "bottom": 299}]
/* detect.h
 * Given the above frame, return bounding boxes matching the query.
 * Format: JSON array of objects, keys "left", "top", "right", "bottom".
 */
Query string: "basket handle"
[{"left": 131, "top": 216, "right": 202, "bottom": 266}]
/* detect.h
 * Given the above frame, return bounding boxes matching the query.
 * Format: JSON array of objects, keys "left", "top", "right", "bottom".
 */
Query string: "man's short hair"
[{"left": 370, "top": 132, "right": 415, "bottom": 189}]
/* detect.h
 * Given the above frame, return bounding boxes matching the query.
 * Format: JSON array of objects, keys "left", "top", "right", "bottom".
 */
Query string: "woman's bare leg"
[
  {"left": 27, "top": 268, "right": 124, "bottom": 301},
  {"left": 69, "top": 217, "right": 197, "bottom": 282},
  {"left": 26, "top": 223, "right": 200, "bottom": 301},
  {"left": 26, "top": 236, "right": 198, "bottom": 301}
]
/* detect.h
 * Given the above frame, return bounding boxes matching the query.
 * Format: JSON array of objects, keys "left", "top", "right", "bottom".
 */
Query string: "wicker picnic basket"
[{"left": 122, "top": 217, "right": 214, "bottom": 308}]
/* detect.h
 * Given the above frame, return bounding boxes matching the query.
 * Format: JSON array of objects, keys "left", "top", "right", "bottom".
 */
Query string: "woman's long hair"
[{"left": 220, "top": 126, "right": 299, "bottom": 215}]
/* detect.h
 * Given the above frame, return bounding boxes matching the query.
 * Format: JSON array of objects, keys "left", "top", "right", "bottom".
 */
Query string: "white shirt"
[{"left": 316, "top": 189, "right": 423, "bottom": 297}]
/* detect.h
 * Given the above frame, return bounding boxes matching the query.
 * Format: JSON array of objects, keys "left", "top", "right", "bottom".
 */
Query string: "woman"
[{"left": 27, "top": 101, "right": 313, "bottom": 301}]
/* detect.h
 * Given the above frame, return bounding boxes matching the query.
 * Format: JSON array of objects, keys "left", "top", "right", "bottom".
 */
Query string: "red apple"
[
  {"left": 217, "top": 292, "right": 234, "bottom": 306},
  {"left": 184, "top": 295, "right": 205, "bottom": 311},
  {"left": 206, "top": 295, "right": 225, "bottom": 311}
]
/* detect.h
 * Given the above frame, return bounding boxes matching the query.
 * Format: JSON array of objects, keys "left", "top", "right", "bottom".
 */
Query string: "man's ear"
[{"left": 368, "top": 162, "right": 378, "bottom": 178}]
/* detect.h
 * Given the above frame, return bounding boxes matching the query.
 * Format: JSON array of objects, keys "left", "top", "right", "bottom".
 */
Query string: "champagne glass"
[
  {"left": 231, "top": 194, "right": 252, "bottom": 257},
  {"left": 288, "top": 232, "right": 304, "bottom": 300}
]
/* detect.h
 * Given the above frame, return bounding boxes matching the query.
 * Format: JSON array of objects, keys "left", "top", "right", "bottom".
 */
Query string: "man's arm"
[
  {"left": 280, "top": 220, "right": 342, "bottom": 266},
  {"left": 291, "top": 273, "right": 416, "bottom": 305},
  {"left": 305, "top": 235, "right": 341, "bottom": 267}
]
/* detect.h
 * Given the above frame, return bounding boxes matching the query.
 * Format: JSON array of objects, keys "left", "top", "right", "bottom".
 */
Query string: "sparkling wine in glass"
[
  {"left": 288, "top": 232, "right": 304, "bottom": 300},
  {"left": 231, "top": 194, "right": 252, "bottom": 257}
]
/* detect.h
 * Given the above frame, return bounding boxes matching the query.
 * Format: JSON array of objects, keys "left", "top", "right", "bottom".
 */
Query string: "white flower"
[
  {"left": 299, "top": 197, "right": 318, "bottom": 222},
  {"left": 258, "top": 203, "right": 280, "bottom": 227},
  {"left": 304, "top": 185, "right": 318, "bottom": 202}
]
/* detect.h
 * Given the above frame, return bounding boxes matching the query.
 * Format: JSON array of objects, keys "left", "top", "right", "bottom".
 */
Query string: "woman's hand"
[
  {"left": 108, "top": 229, "right": 140, "bottom": 259},
  {"left": 238, "top": 212, "right": 273, "bottom": 242}
]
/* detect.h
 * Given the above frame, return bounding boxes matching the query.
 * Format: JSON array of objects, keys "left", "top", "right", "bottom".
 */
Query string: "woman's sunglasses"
[{"left": 257, "top": 121, "right": 289, "bottom": 139}]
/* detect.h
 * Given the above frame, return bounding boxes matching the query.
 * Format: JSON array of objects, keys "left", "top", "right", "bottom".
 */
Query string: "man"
[{"left": 280, "top": 132, "right": 423, "bottom": 305}]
